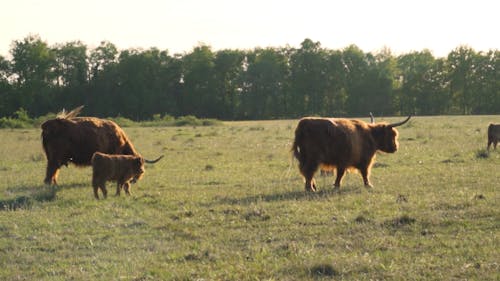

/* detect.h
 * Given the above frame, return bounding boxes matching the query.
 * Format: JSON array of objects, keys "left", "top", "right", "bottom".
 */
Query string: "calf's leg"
[{"left": 123, "top": 182, "right": 131, "bottom": 195}]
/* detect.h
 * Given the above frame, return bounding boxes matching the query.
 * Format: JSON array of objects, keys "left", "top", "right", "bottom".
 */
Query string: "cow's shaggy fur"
[
  {"left": 292, "top": 116, "right": 410, "bottom": 191},
  {"left": 41, "top": 106, "right": 162, "bottom": 185},
  {"left": 487, "top": 123, "right": 499, "bottom": 150},
  {"left": 91, "top": 152, "right": 145, "bottom": 199}
]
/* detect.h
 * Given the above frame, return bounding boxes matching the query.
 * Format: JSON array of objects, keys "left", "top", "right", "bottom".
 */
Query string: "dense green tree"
[
  {"left": 241, "top": 47, "right": 289, "bottom": 119},
  {"left": 0, "top": 35, "right": 498, "bottom": 120},
  {"left": 367, "top": 48, "right": 397, "bottom": 116},
  {"left": 89, "top": 41, "right": 118, "bottom": 79},
  {"left": 289, "top": 39, "right": 328, "bottom": 116},
  {"left": 468, "top": 50, "right": 499, "bottom": 114},
  {"left": 397, "top": 50, "right": 450, "bottom": 115},
  {"left": 322, "top": 49, "right": 347, "bottom": 116},
  {"left": 342, "top": 45, "right": 371, "bottom": 116},
  {"left": 0, "top": 56, "right": 14, "bottom": 116},
  {"left": 181, "top": 45, "right": 216, "bottom": 117},
  {"left": 156, "top": 53, "right": 183, "bottom": 117},
  {"left": 114, "top": 48, "right": 169, "bottom": 119},
  {"left": 87, "top": 42, "right": 119, "bottom": 117},
  {"left": 53, "top": 41, "right": 89, "bottom": 110},
  {"left": 213, "top": 49, "right": 246, "bottom": 119},
  {"left": 447, "top": 46, "right": 477, "bottom": 114},
  {"left": 10, "top": 35, "right": 56, "bottom": 115}
]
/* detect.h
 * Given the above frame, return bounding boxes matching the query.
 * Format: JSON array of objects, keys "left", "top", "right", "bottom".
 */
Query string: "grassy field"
[{"left": 0, "top": 115, "right": 498, "bottom": 280}]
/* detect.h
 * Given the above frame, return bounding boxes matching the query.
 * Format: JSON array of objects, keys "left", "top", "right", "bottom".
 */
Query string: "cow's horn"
[
  {"left": 369, "top": 112, "right": 375, "bottom": 124},
  {"left": 145, "top": 155, "right": 164, "bottom": 164},
  {"left": 58, "top": 105, "right": 84, "bottom": 119},
  {"left": 389, "top": 115, "right": 412, "bottom": 127}
]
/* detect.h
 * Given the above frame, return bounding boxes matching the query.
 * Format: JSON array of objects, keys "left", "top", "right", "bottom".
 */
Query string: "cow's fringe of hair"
[{"left": 57, "top": 105, "right": 84, "bottom": 119}]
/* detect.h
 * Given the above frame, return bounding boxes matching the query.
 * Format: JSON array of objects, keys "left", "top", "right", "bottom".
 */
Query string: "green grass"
[{"left": 0, "top": 116, "right": 498, "bottom": 280}]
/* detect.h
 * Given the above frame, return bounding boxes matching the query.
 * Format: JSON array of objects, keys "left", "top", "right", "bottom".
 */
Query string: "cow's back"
[
  {"left": 294, "top": 118, "right": 361, "bottom": 166},
  {"left": 71, "top": 117, "right": 138, "bottom": 164},
  {"left": 488, "top": 124, "right": 500, "bottom": 139},
  {"left": 92, "top": 152, "right": 134, "bottom": 182}
]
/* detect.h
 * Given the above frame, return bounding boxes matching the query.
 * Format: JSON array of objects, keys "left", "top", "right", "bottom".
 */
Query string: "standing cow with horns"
[
  {"left": 292, "top": 115, "right": 411, "bottom": 192},
  {"left": 41, "top": 106, "right": 163, "bottom": 185}
]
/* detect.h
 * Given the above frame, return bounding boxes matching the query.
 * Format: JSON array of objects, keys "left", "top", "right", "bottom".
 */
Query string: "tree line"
[{"left": 0, "top": 35, "right": 498, "bottom": 120}]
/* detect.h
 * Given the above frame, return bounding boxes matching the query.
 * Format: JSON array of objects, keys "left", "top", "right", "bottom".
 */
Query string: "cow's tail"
[
  {"left": 291, "top": 138, "right": 301, "bottom": 161},
  {"left": 291, "top": 124, "right": 304, "bottom": 162}
]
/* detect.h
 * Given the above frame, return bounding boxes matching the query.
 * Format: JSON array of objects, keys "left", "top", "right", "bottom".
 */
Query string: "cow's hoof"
[{"left": 305, "top": 187, "right": 316, "bottom": 192}]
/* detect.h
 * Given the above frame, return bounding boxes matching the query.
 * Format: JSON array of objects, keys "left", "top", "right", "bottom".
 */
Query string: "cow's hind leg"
[
  {"left": 44, "top": 161, "right": 61, "bottom": 185},
  {"left": 300, "top": 161, "right": 319, "bottom": 192},
  {"left": 334, "top": 167, "right": 346, "bottom": 189},
  {"left": 92, "top": 178, "right": 102, "bottom": 199}
]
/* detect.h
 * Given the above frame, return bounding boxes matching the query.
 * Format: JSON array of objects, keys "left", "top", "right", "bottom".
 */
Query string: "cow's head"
[
  {"left": 41, "top": 118, "right": 74, "bottom": 140},
  {"left": 371, "top": 116, "right": 411, "bottom": 153},
  {"left": 41, "top": 105, "right": 84, "bottom": 144}
]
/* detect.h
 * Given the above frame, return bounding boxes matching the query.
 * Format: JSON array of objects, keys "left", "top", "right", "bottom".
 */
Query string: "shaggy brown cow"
[
  {"left": 41, "top": 106, "right": 162, "bottom": 185},
  {"left": 292, "top": 116, "right": 411, "bottom": 191},
  {"left": 487, "top": 123, "right": 500, "bottom": 150},
  {"left": 91, "top": 152, "right": 145, "bottom": 199}
]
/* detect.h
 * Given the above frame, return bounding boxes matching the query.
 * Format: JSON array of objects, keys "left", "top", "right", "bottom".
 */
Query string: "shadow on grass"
[
  {"left": 308, "top": 263, "right": 340, "bottom": 278},
  {"left": 0, "top": 186, "right": 55, "bottom": 210},
  {"left": 0, "top": 182, "right": 88, "bottom": 211},
  {"left": 214, "top": 186, "right": 362, "bottom": 206}
]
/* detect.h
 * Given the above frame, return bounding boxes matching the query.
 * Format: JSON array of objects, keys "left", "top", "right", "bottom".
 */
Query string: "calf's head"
[{"left": 131, "top": 157, "right": 146, "bottom": 183}]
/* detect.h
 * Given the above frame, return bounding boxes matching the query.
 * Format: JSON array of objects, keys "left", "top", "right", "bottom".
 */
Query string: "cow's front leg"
[
  {"left": 44, "top": 160, "right": 61, "bottom": 185},
  {"left": 360, "top": 167, "right": 373, "bottom": 188},
  {"left": 301, "top": 161, "right": 318, "bottom": 192},
  {"left": 123, "top": 182, "right": 131, "bottom": 195},
  {"left": 101, "top": 184, "right": 108, "bottom": 199},
  {"left": 116, "top": 182, "right": 122, "bottom": 196}
]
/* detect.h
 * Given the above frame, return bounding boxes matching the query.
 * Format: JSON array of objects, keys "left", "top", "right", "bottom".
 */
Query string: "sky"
[{"left": 1, "top": 0, "right": 499, "bottom": 58}]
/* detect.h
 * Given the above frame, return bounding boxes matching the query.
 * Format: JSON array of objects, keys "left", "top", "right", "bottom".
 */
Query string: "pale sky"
[{"left": 1, "top": 0, "right": 499, "bottom": 58}]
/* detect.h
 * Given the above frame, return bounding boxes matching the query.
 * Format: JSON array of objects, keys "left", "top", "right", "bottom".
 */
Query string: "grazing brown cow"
[
  {"left": 292, "top": 116, "right": 411, "bottom": 191},
  {"left": 91, "top": 152, "right": 146, "bottom": 199},
  {"left": 41, "top": 106, "right": 162, "bottom": 185},
  {"left": 487, "top": 123, "right": 500, "bottom": 150}
]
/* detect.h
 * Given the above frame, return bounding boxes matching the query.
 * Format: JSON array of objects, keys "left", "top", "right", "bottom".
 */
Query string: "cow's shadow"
[
  {"left": 0, "top": 182, "right": 87, "bottom": 211},
  {"left": 213, "top": 185, "right": 363, "bottom": 206}
]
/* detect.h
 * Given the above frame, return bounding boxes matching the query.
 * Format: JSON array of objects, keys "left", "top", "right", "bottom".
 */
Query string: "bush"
[
  {"left": 142, "top": 114, "right": 222, "bottom": 127},
  {"left": 0, "top": 108, "right": 35, "bottom": 129},
  {"left": 108, "top": 116, "right": 137, "bottom": 127},
  {"left": 0, "top": 110, "right": 222, "bottom": 129}
]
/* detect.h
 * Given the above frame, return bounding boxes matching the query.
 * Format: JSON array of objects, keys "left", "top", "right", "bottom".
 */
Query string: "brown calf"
[{"left": 91, "top": 152, "right": 146, "bottom": 199}]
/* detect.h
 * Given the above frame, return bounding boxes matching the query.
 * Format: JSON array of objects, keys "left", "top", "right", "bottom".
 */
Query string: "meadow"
[{"left": 0, "top": 115, "right": 498, "bottom": 280}]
